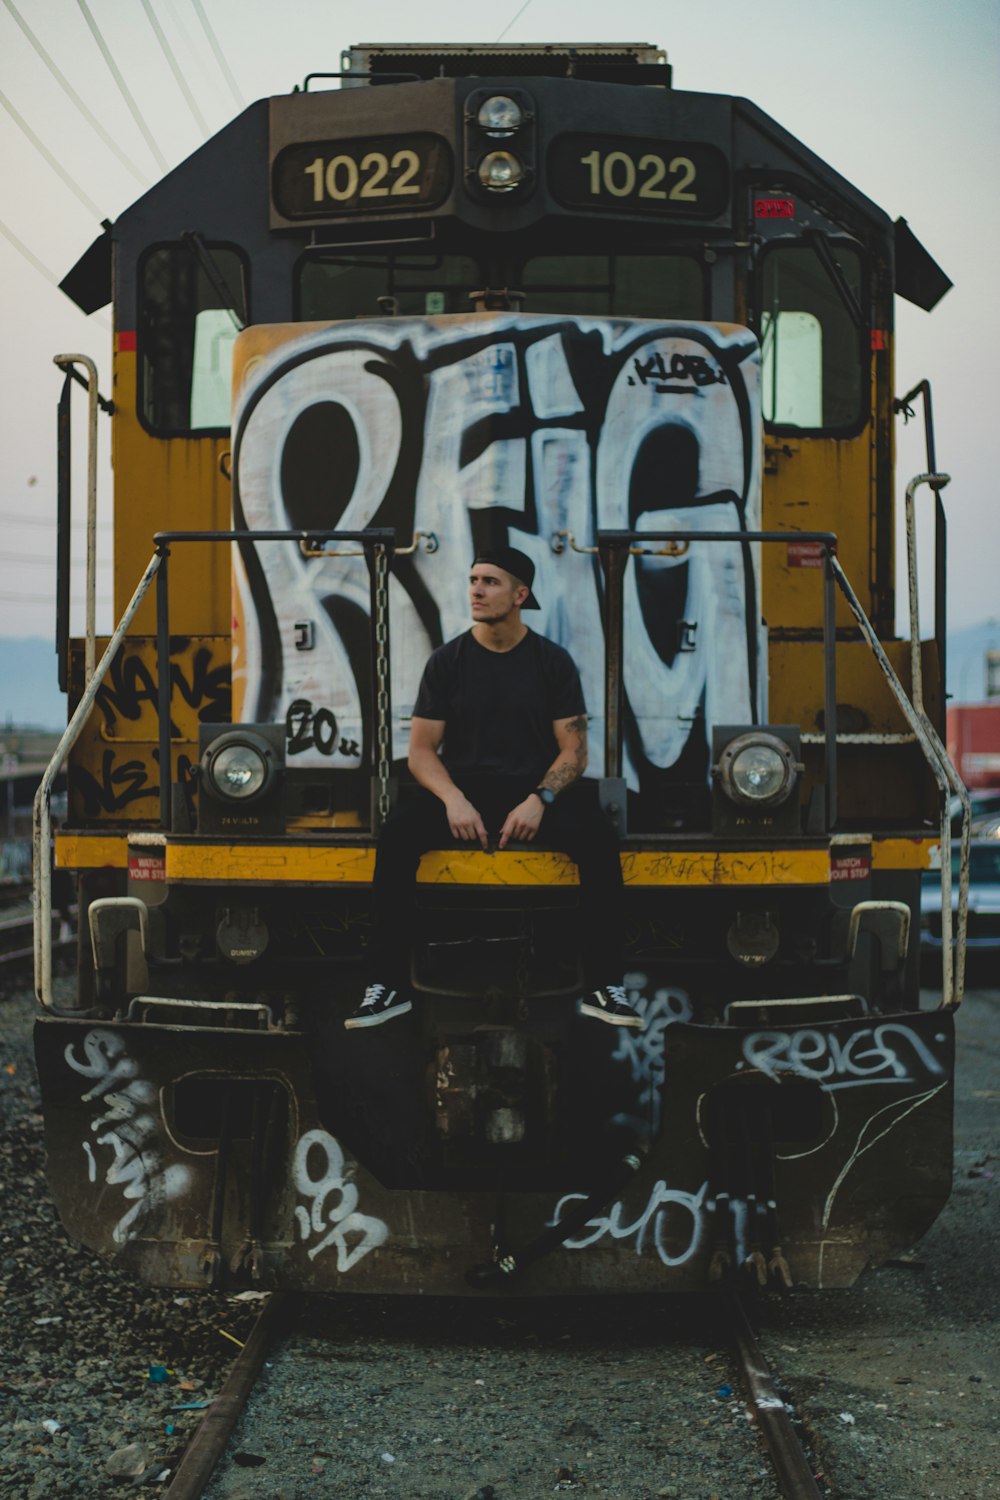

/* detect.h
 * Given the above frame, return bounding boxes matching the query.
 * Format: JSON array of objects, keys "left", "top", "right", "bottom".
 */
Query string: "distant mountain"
[
  {"left": 1, "top": 620, "right": 997, "bottom": 730},
  {"left": 947, "top": 619, "right": 1000, "bottom": 704},
  {"left": 1, "top": 638, "right": 67, "bottom": 730}
]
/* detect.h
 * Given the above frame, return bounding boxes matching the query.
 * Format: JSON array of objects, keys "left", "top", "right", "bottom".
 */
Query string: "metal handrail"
[
  {"left": 903, "top": 471, "right": 969, "bottom": 1005},
  {"left": 33, "top": 552, "right": 163, "bottom": 1010},
  {"left": 53, "top": 355, "right": 100, "bottom": 686},
  {"left": 151, "top": 529, "right": 396, "bottom": 829},
  {"left": 830, "top": 547, "right": 967, "bottom": 1007}
]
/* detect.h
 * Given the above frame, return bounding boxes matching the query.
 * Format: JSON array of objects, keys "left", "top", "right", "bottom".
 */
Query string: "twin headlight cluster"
[
  {"left": 467, "top": 90, "right": 534, "bottom": 195},
  {"left": 711, "top": 726, "right": 803, "bottom": 835}
]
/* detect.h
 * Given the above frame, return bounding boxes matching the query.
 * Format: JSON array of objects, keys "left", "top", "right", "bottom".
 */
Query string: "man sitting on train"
[{"left": 344, "top": 545, "right": 643, "bottom": 1032}]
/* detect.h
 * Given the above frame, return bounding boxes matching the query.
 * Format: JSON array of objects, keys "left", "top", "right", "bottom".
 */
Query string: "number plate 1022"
[
  {"left": 272, "top": 133, "right": 453, "bottom": 219},
  {"left": 549, "top": 133, "right": 729, "bottom": 219}
]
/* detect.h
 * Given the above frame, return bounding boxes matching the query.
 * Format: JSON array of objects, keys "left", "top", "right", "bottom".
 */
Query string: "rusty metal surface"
[{"left": 34, "top": 1003, "right": 953, "bottom": 1296}]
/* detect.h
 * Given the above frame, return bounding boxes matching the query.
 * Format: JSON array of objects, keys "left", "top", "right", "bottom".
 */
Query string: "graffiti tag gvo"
[
  {"left": 65, "top": 1030, "right": 191, "bottom": 1245},
  {"left": 550, "top": 1178, "right": 710, "bottom": 1267},
  {"left": 293, "top": 1128, "right": 388, "bottom": 1271},
  {"left": 232, "top": 314, "right": 761, "bottom": 794},
  {"left": 741, "top": 1024, "right": 948, "bottom": 1090}
]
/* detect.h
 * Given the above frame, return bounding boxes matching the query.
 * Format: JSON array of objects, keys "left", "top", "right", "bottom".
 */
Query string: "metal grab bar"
[
  {"left": 830, "top": 546, "right": 968, "bottom": 1008},
  {"left": 903, "top": 471, "right": 970, "bottom": 1007},
  {"left": 33, "top": 552, "right": 163, "bottom": 1010},
  {"left": 53, "top": 354, "right": 101, "bottom": 687}
]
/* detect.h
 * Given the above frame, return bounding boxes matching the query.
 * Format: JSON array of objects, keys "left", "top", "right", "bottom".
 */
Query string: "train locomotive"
[{"left": 33, "top": 42, "right": 967, "bottom": 1295}]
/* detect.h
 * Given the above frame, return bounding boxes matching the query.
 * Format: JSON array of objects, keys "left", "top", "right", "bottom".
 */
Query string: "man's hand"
[
  {"left": 445, "top": 791, "right": 489, "bottom": 849},
  {"left": 498, "top": 795, "right": 545, "bottom": 849}
]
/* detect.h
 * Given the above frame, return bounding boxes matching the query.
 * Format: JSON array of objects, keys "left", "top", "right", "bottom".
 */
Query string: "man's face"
[{"left": 469, "top": 564, "right": 526, "bottom": 625}]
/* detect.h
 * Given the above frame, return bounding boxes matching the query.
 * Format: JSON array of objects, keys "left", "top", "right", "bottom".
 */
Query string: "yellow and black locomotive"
[{"left": 34, "top": 42, "right": 965, "bottom": 1294}]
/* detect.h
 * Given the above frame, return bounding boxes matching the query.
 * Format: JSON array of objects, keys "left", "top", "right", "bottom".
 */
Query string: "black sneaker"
[
  {"left": 344, "top": 982, "right": 413, "bottom": 1030},
  {"left": 579, "top": 983, "right": 644, "bottom": 1029}
]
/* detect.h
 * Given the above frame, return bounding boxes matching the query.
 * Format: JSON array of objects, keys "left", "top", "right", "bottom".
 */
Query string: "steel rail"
[
  {"left": 162, "top": 1292, "right": 297, "bottom": 1500},
  {"left": 726, "top": 1288, "right": 825, "bottom": 1500}
]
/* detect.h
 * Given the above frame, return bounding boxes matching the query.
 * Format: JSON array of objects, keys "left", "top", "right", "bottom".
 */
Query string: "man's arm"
[
  {"left": 498, "top": 713, "right": 588, "bottom": 848},
  {"left": 408, "top": 717, "right": 488, "bottom": 849}
]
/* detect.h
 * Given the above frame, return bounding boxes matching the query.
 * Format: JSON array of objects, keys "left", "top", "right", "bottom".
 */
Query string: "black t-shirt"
[{"left": 413, "top": 629, "right": 586, "bottom": 781}]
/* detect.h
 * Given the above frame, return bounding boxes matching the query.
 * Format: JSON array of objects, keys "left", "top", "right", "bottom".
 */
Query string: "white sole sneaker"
[
  {"left": 578, "top": 997, "right": 644, "bottom": 1029},
  {"left": 344, "top": 996, "right": 413, "bottom": 1030}
]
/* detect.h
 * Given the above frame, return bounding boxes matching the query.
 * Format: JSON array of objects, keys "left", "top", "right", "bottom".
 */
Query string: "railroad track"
[
  {"left": 0, "top": 902, "right": 75, "bottom": 969},
  {"left": 162, "top": 1288, "right": 826, "bottom": 1500}
]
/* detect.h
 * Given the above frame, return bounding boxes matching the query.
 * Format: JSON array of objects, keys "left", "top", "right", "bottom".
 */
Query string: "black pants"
[{"left": 370, "top": 776, "right": 624, "bottom": 990}]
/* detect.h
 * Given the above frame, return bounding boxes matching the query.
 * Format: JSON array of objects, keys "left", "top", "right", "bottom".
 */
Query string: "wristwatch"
[{"left": 533, "top": 786, "right": 556, "bottom": 807}]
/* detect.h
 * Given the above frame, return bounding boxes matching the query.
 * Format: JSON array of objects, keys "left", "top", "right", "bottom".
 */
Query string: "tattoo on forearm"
[{"left": 547, "top": 766, "right": 577, "bottom": 793}]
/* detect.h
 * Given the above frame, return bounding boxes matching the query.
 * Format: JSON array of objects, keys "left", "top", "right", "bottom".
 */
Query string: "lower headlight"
[
  {"left": 477, "top": 150, "right": 524, "bottom": 191},
  {"left": 717, "top": 732, "right": 799, "bottom": 809}
]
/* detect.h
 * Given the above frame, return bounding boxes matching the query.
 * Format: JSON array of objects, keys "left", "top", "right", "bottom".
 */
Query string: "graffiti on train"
[
  {"left": 232, "top": 314, "right": 761, "bottom": 790},
  {"left": 64, "top": 1031, "right": 191, "bottom": 1245},
  {"left": 293, "top": 1127, "right": 389, "bottom": 1271},
  {"left": 741, "top": 1024, "right": 949, "bottom": 1090},
  {"left": 610, "top": 973, "right": 692, "bottom": 1134},
  {"left": 550, "top": 1178, "right": 711, "bottom": 1267}
]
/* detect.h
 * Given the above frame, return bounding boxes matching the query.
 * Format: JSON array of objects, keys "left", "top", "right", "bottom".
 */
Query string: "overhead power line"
[
  {"left": 495, "top": 0, "right": 533, "bottom": 44},
  {"left": 0, "top": 88, "right": 103, "bottom": 219},
  {"left": 76, "top": 0, "right": 169, "bottom": 172},
  {"left": 0, "top": 0, "right": 150, "bottom": 186},
  {"left": 0, "top": 216, "right": 59, "bottom": 287},
  {"left": 140, "top": 0, "right": 210, "bottom": 138},
  {"left": 190, "top": 0, "right": 244, "bottom": 110}
]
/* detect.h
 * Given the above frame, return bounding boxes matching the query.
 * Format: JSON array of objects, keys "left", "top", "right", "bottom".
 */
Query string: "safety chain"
[{"left": 373, "top": 542, "right": 392, "bottom": 825}]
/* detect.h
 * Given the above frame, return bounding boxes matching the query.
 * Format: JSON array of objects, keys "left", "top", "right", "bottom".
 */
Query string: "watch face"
[{"left": 538, "top": 787, "right": 555, "bottom": 805}]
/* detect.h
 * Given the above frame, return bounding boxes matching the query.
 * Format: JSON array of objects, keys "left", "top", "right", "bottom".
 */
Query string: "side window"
[
  {"left": 759, "top": 244, "right": 864, "bottom": 431},
  {"left": 139, "top": 243, "right": 248, "bottom": 433}
]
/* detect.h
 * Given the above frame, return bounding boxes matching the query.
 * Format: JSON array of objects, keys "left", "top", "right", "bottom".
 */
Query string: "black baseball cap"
[{"left": 472, "top": 546, "right": 540, "bottom": 609}]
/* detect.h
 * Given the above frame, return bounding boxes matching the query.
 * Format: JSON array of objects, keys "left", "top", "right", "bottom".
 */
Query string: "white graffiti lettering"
[
  {"left": 293, "top": 1127, "right": 389, "bottom": 1271},
  {"left": 742, "top": 1024, "right": 946, "bottom": 1090},
  {"left": 233, "top": 315, "right": 761, "bottom": 794},
  {"left": 550, "top": 1178, "right": 710, "bottom": 1267},
  {"left": 610, "top": 973, "right": 692, "bottom": 1133},
  {"left": 64, "top": 1031, "right": 191, "bottom": 1245}
]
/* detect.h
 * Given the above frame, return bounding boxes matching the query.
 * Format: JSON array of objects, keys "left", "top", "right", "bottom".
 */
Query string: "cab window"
[
  {"left": 139, "top": 242, "right": 248, "bottom": 434},
  {"left": 759, "top": 243, "right": 864, "bottom": 432},
  {"left": 298, "top": 253, "right": 481, "bottom": 319},
  {"left": 521, "top": 253, "right": 705, "bottom": 319}
]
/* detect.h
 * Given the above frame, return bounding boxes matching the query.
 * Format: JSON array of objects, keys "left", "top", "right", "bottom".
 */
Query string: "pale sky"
[{"left": 1, "top": 0, "right": 997, "bottom": 643}]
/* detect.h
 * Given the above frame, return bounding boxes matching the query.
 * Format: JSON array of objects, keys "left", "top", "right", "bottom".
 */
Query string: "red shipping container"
[{"left": 947, "top": 703, "right": 1000, "bottom": 788}]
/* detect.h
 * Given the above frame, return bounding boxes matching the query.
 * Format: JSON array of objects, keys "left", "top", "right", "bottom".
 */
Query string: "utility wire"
[
  {"left": 190, "top": 0, "right": 244, "bottom": 109},
  {"left": 0, "top": 219, "right": 112, "bottom": 328},
  {"left": 0, "top": 89, "right": 103, "bottom": 219},
  {"left": 0, "top": 0, "right": 150, "bottom": 186},
  {"left": 0, "top": 516, "right": 111, "bottom": 534},
  {"left": 140, "top": 0, "right": 210, "bottom": 138},
  {"left": 76, "top": 0, "right": 169, "bottom": 172},
  {"left": 0, "top": 217, "right": 59, "bottom": 287},
  {"left": 494, "top": 0, "right": 533, "bottom": 44}
]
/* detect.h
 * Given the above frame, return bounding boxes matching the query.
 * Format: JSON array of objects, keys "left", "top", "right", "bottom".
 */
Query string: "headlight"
[
  {"left": 477, "top": 95, "right": 524, "bottom": 136},
  {"left": 477, "top": 151, "right": 524, "bottom": 192},
  {"left": 210, "top": 744, "right": 267, "bottom": 799},
  {"left": 716, "top": 732, "right": 799, "bottom": 809},
  {"left": 202, "top": 731, "right": 277, "bottom": 803}
]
